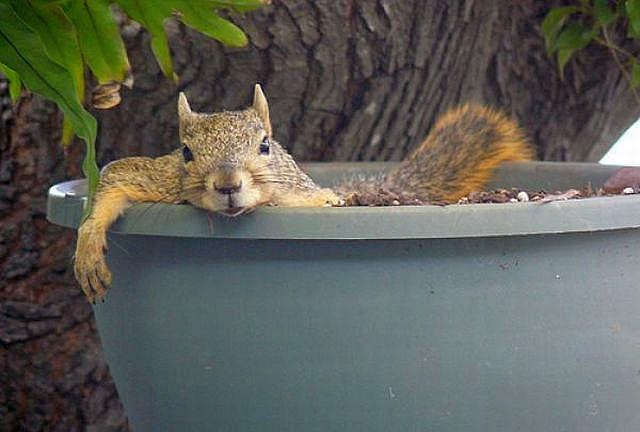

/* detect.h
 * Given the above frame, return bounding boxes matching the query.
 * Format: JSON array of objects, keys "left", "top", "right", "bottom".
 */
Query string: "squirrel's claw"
[
  {"left": 88, "top": 268, "right": 108, "bottom": 302},
  {"left": 75, "top": 256, "right": 112, "bottom": 303},
  {"left": 76, "top": 258, "right": 111, "bottom": 303},
  {"left": 323, "top": 191, "right": 345, "bottom": 207},
  {"left": 74, "top": 266, "right": 93, "bottom": 303}
]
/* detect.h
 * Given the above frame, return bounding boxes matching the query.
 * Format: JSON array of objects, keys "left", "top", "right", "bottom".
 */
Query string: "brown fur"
[
  {"left": 74, "top": 88, "right": 533, "bottom": 302},
  {"left": 383, "top": 104, "right": 534, "bottom": 202}
]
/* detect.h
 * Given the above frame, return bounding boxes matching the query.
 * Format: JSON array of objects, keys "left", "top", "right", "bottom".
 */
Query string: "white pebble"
[
  {"left": 509, "top": 198, "right": 518, "bottom": 203},
  {"left": 517, "top": 191, "right": 529, "bottom": 202},
  {"left": 391, "top": 200, "right": 400, "bottom": 206},
  {"left": 622, "top": 187, "right": 635, "bottom": 195}
]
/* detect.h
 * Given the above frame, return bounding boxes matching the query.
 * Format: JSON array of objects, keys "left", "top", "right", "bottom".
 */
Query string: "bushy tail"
[{"left": 384, "top": 104, "right": 534, "bottom": 202}]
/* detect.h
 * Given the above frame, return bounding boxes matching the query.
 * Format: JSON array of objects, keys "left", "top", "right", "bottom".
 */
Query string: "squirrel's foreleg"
[
  {"left": 273, "top": 187, "right": 342, "bottom": 207},
  {"left": 74, "top": 189, "right": 129, "bottom": 302},
  {"left": 74, "top": 155, "right": 181, "bottom": 302}
]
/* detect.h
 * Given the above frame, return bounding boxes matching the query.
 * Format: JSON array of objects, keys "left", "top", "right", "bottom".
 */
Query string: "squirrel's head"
[{"left": 177, "top": 84, "right": 278, "bottom": 216}]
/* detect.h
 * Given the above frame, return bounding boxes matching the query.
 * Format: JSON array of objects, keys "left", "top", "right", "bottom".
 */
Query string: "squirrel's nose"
[{"left": 215, "top": 181, "right": 242, "bottom": 195}]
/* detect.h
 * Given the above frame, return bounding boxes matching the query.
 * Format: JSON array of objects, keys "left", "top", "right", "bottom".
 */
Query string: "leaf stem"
[
  {"left": 593, "top": 36, "right": 637, "bottom": 62},
  {"left": 601, "top": 26, "right": 640, "bottom": 105}
]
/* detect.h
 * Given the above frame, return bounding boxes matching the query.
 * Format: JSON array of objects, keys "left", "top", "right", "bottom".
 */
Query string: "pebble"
[
  {"left": 517, "top": 191, "right": 529, "bottom": 202},
  {"left": 509, "top": 198, "right": 518, "bottom": 203},
  {"left": 622, "top": 187, "right": 635, "bottom": 195}
]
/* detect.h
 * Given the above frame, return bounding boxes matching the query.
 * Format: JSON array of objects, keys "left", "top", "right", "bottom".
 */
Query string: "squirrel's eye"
[
  {"left": 182, "top": 145, "right": 194, "bottom": 163},
  {"left": 259, "top": 137, "right": 270, "bottom": 155}
]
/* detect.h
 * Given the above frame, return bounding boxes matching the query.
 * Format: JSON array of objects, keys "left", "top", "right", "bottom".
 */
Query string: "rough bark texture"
[
  {"left": 1, "top": 1, "right": 638, "bottom": 430},
  {"left": 0, "top": 94, "right": 128, "bottom": 431},
  {"left": 97, "top": 0, "right": 640, "bottom": 164}
]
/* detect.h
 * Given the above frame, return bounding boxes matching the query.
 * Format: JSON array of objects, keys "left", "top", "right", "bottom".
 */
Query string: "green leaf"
[
  {"left": 557, "top": 48, "right": 577, "bottom": 79},
  {"left": 553, "top": 23, "right": 595, "bottom": 51},
  {"left": 594, "top": 0, "right": 618, "bottom": 25},
  {"left": 148, "top": 25, "right": 176, "bottom": 81},
  {"left": 631, "top": 61, "right": 640, "bottom": 88},
  {"left": 0, "top": 62, "right": 22, "bottom": 102},
  {"left": 115, "top": 0, "right": 176, "bottom": 80},
  {"left": 541, "top": 6, "right": 579, "bottom": 52},
  {"left": 0, "top": 3, "right": 99, "bottom": 211},
  {"left": 552, "top": 23, "right": 596, "bottom": 78},
  {"left": 208, "top": 0, "right": 268, "bottom": 13},
  {"left": 9, "top": 1, "right": 87, "bottom": 145},
  {"left": 66, "top": 0, "right": 131, "bottom": 85},
  {"left": 10, "top": 0, "right": 85, "bottom": 145},
  {"left": 9, "top": 1, "right": 84, "bottom": 98},
  {"left": 61, "top": 116, "right": 75, "bottom": 146},
  {"left": 115, "top": 0, "right": 267, "bottom": 79},
  {"left": 178, "top": 3, "right": 248, "bottom": 47},
  {"left": 29, "top": 0, "right": 69, "bottom": 4},
  {"left": 627, "top": 0, "right": 640, "bottom": 37}
]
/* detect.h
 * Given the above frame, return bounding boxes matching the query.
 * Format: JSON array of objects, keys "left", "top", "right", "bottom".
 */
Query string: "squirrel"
[{"left": 73, "top": 84, "right": 534, "bottom": 302}]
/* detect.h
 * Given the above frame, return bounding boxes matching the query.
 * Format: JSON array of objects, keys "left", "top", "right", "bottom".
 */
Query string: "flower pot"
[{"left": 47, "top": 162, "right": 640, "bottom": 432}]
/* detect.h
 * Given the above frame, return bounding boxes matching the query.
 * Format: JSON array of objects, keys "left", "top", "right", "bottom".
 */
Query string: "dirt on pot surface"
[
  {"left": 341, "top": 188, "right": 427, "bottom": 207},
  {"left": 340, "top": 167, "right": 640, "bottom": 207},
  {"left": 341, "top": 186, "right": 638, "bottom": 207},
  {"left": 456, "top": 187, "right": 607, "bottom": 204}
]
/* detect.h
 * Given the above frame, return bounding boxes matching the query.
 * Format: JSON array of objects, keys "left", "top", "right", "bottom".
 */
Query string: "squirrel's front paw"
[
  {"left": 315, "top": 189, "right": 345, "bottom": 207},
  {"left": 326, "top": 194, "right": 345, "bottom": 207},
  {"left": 74, "top": 224, "right": 112, "bottom": 303}
]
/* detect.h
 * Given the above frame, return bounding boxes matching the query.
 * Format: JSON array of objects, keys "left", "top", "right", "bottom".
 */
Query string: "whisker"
[
  {"left": 252, "top": 175, "right": 289, "bottom": 184},
  {"left": 127, "top": 201, "right": 166, "bottom": 231},
  {"left": 207, "top": 212, "right": 214, "bottom": 234},
  {"left": 126, "top": 190, "right": 185, "bottom": 230},
  {"left": 107, "top": 235, "right": 130, "bottom": 255}
]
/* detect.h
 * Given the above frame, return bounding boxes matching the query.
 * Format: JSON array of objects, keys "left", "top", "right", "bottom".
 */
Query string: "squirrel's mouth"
[{"left": 218, "top": 206, "right": 251, "bottom": 217}]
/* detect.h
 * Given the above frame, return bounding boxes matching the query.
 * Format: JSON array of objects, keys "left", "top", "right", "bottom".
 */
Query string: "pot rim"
[{"left": 47, "top": 162, "right": 640, "bottom": 240}]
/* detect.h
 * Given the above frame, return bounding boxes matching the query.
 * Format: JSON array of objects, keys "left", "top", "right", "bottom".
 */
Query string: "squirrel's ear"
[
  {"left": 178, "top": 92, "right": 192, "bottom": 118},
  {"left": 252, "top": 84, "right": 272, "bottom": 136}
]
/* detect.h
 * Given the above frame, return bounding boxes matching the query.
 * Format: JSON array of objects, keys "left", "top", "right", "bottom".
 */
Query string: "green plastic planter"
[{"left": 47, "top": 162, "right": 640, "bottom": 432}]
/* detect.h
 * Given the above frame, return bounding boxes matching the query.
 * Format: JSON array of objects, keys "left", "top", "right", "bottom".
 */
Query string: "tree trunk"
[
  {"left": 1, "top": 0, "right": 637, "bottom": 429},
  {"left": 98, "top": 0, "right": 639, "bottom": 163},
  {"left": 0, "top": 94, "right": 129, "bottom": 430}
]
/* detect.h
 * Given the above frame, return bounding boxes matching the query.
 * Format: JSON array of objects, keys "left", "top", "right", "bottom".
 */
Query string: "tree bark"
[
  {"left": 98, "top": 0, "right": 640, "bottom": 163},
  {"left": 2, "top": 0, "right": 638, "bottom": 429},
  {"left": 0, "top": 94, "right": 128, "bottom": 430}
]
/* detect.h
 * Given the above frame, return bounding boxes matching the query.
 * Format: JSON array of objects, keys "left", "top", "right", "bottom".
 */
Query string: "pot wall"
[{"left": 96, "top": 231, "right": 640, "bottom": 432}]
